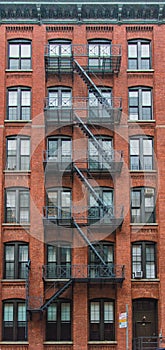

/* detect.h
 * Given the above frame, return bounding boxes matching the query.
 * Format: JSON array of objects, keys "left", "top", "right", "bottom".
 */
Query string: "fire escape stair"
[
  {"left": 74, "top": 59, "right": 112, "bottom": 115},
  {"left": 40, "top": 279, "right": 73, "bottom": 311}
]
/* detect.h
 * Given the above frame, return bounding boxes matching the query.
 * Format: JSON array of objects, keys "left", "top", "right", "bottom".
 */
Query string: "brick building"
[{"left": 0, "top": 0, "right": 164, "bottom": 350}]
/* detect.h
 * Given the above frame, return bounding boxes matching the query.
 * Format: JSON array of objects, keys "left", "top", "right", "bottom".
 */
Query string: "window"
[
  {"left": 89, "top": 88, "right": 112, "bottom": 120},
  {"left": 49, "top": 40, "right": 72, "bottom": 57},
  {"left": 46, "top": 244, "right": 71, "bottom": 279},
  {"left": 6, "top": 136, "right": 30, "bottom": 171},
  {"left": 89, "top": 243, "right": 114, "bottom": 278},
  {"left": 5, "top": 188, "right": 30, "bottom": 223},
  {"left": 88, "top": 137, "right": 112, "bottom": 170},
  {"left": 3, "top": 300, "right": 26, "bottom": 341},
  {"left": 130, "top": 136, "right": 153, "bottom": 170},
  {"left": 47, "top": 137, "right": 71, "bottom": 163},
  {"left": 132, "top": 242, "right": 156, "bottom": 279},
  {"left": 46, "top": 188, "right": 71, "bottom": 220},
  {"left": 128, "top": 40, "right": 151, "bottom": 70},
  {"left": 46, "top": 300, "right": 71, "bottom": 341},
  {"left": 131, "top": 187, "right": 155, "bottom": 224},
  {"left": 90, "top": 299, "right": 115, "bottom": 341},
  {"left": 8, "top": 40, "right": 31, "bottom": 70},
  {"left": 129, "top": 87, "right": 152, "bottom": 121},
  {"left": 4, "top": 243, "right": 28, "bottom": 279},
  {"left": 88, "top": 39, "right": 111, "bottom": 70},
  {"left": 7, "top": 87, "right": 31, "bottom": 121},
  {"left": 48, "top": 87, "right": 71, "bottom": 109},
  {"left": 89, "top": 188, "right": 113, "bottom": 224}
]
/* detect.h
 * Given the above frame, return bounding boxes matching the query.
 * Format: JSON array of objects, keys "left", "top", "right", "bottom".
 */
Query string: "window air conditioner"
[{"left": 134, "top": 271, "right": 143, "bottom": 278}]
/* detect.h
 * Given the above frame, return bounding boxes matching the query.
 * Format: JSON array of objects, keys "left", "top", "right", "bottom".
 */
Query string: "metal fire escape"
[{"left": 26, "top": 43, "right": 124, "bottom": 316}]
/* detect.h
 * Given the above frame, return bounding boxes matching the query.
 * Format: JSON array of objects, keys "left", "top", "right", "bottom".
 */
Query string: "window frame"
[
  {"left": 130, "top": 135, "right": 154, "bottom": 171},
  {"left": 88, "top": 39, "right": 112, "bottom": 70},
  {"left": 46, "top": 299, "right": 72, "bottom": 341},
  {"left": 132, "top": 241, "right": 156, "bottom": 279},
  {"left": 7, "top": 87, "right": 31, "bottom": 121},
  {"left": 46, "top": 188, "right": 72, "bottom": 220},
  {"left": 48, "top": 39, "right": 72, "bottom": 57},
  {"left": 3, "top": 299, "right": 27, "bottom": 341},
  {"left": 89, "top": 298, "right": 115, "bottom": 341},
  {"left": 47, "top": 87, "right": 72, "bottom": 109},
  {"left": 128, "top": 39, "right": 151, "bottom": 70},
  {"left": 88, "top": 136, "right": 113, "bottom": 170},
  {"left": 129, "top": 86, "right": 152, "bottom": 121},
  {"left": 6, "top": 136, "right": 30, "bottom": 171},
  {"left": 89, "top": 242, "right": 114, "bottom": 278},
  {"left": 8, "top": 39, "right": 32, "bottom": 70},
  {"left": 46, "top": 243, "right": 71, "bottom": 279},
  {"left": 88, "top": 87, "right": 112, "bottom": 120},
  {"left": 88, "top": 187, "right": 113, "bottom": 224},
  {"left": 4, "top": 242, "right": 29, "bottom": 279},
  {"left": 131, "top": 187, "right": 156, "bottom": 224},
  {"left": 47, "top": 136, "right": 72, "bottom": 163},
  {"left": 5, "top": 187, "right": 30, "bottom": 224}
]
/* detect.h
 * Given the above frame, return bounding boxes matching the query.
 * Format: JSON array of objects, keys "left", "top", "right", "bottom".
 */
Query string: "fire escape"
[{"left": 26, "top": 42, "right": 125, "bottom": 316}]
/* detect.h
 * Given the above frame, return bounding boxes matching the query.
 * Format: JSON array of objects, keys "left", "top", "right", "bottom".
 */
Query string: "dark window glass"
[
  {"left": 46, "top": 300, "right": 71, "bottom": 341},
  {"left": 90, "top": 299, "right": 115, "bottom": 341},
  {"left": 4, "top": 243, "right": 28, "bottom": 279},
  {"left": 3, "top": 300, "right": 26, "bottom": 341},
  {"left": 47, "top": 244, "right": 71, "bottom": 279},
  {"left": 5, "top": 188, "right": 30, "bottom": 224},
  {"left": 46, "top": 189, "right": 71, "bottom": 220}
]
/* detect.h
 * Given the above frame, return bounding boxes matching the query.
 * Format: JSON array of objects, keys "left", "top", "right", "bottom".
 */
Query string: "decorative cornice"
[{"left": 0, "top": 3, "right": 165, "bottom": 23}]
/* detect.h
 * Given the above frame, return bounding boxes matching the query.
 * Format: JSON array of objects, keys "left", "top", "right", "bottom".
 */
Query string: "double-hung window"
[
  {"left": 89, "top": 88, "right": 112, "bottom": 120},
  {"left": 46, "top": 87, "right": 72, "bottom": 123},
  {"left": 46, "top": 300, "right": 71, "bottom": 341},
  {"left": 89, "top": 188, "right": 113, "bottom": 224},
  {"left": 129, "top": 87, "right": 152, "bottom": 121},
  {"left": 8, "top": 40, "right": 31, "bottom": 70},
  {"left": 48, "top": 39, "right": 72, "bottom": 71},
  {"left": 130, "top": 136, "right": 153, "bottom": 170},
  {"left": 6, "top": 136, "right": 30, "bottom": 171},
  {"left": 90, "top": 299, "right": 115, "bottom": 341},
  {"left": 46, "top": 188, "right": 71, "bottom": 220},
  {"left": 3, "top": 300, "right": 26, "bottom": 341},
  {"left": 46, "top": 244, "right": 71, "bottom": 279},
  {"left": 47, "top": 137, "right": 71, "bottom": 164},
  {"left": 4, "top": 243, "right": 28, "bottom": 279},
  {"left": 131, "top": 187, "right": 155, "bottom": 224},
  {"left": 128, "top": 40, "right": 151, "bottom": 70},
  {"left": 88, "top": 137, "right": 113, "bottom": 170},
  {"left": 89, "top": 243, "right": 114, "bottom": 278},
  {"left": 5, "top": 188, "right": 30, "bottom": 224},
  {"left": 7, "top": 87, "right": 31, "bottom": 121},
  {"left": 132, "top": 242, "right": 156, "bottom": 279}
]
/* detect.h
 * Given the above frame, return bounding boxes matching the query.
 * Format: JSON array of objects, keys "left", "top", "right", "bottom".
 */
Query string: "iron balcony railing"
[
  {"left": 43, "top": 153, "right": 123, "bottom": 174},
  {"left": 43, "top": 205, "right": 124, "bottom": 227},
  {"left": 42, "top": 263, "right": 125, "bottom": 282},
  {"left": 133, "top": 336, "right": 165, "bottom": 350},
  {"left": 44, "top": 44, "right": 122, "bottom": 74},
  {"left": 44, "top": 97, "right": 122, "bottom": 125}
]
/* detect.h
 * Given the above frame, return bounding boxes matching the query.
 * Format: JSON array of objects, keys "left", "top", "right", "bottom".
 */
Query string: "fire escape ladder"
[
  {"left": 74, "top": 59, "right": 111, "bottom": 113},
  {"left": 73, "top": 163, "right": 108, "bottom": 212},
  {"left": 40, "top": 279, "right": 73, "bottom": 312},
  {"left": 74, "top": 113, "right": 114, "bottom": 165},
  {"left": 73, "top": 220, "right": 106, "bottom": 265},
  {"left": 87, "top": 227, "right": 108, "bottom": 262}
]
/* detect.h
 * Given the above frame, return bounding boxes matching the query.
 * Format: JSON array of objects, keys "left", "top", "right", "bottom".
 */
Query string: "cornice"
[{"left": 0, "top": 2, "right": 165, "bottom": 23}]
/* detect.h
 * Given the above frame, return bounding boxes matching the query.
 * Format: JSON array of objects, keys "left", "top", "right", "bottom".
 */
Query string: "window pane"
[
  {"left": 129, "top": 91, "right": 138, "bottom": 106},
  {"left": 61, "top": 303, "right": 70, "bottom": 321},
  {"left": 18, "top": 304, "right": 26, "bottom": 322},
  {"left": 89, "top": 44, "right": 99, "bottom": 57},
  {"left": 9, "top": 45, "right": 19, "bottom": 58},
  {"left": 130, "top": 139, "right": 140, "bottom": 155},
  {"left": 142, "top": 91, "right": 151, "bottom": 106},
  {"left": 90, "top": 302, "right": 100, "bottom": 323},
  {"left": 48, "top": 246, "right": 56, "bottom": 262},
  {"left": 21, "top": 45, "right": 31, "bottom": 58},
  {"left": 61, "top": 45, "right": 71, "bottom": 57},
  {"left": 128, "top": 44, "right": 137, "bottom": 58},
  {"left": 19, "top": 245, "right": 28, "bottom": 261},
  {"left": 103, "top": 191, "right": 113, "bottom": 206},
  {"left": 100, "top": 44, "right": 110, "bottom": 57},
  {"left": 132, "top": 191, "right": 140, "bottom": 207},
  {"left": 4, "top": 304, "right": 13, "bottom": 321},
  {"left": 21, "top": 139, "right": 30, "bottom": 156},
  {"left": 9, "top": 91, "right": 17, "bottom": 106},
  {"left": 61, "top": 92, "right": 71, "bottom": 107},
  {"left": 49, "top": 92, "right": 58, "bottom": 107},
  {"left": 141, "top": 44, "right": 150, "bottom": 58},
  {"left": 49, "top": 44, "right": 59, "bottom": 56},
  {"left": 143, "top": 139, "right": 152, "bottom": 155},
  {"left": 6, "top": 245, "right": 14, "bottom": 261},
  {"left": 61, "top": 192, "right": 71, "bottom": 207},
  {"left": 47, "top": 304, "right": 57, "bottom": 321},
  {"left": 21, "top": 91, "right": 30, "bottom": 106},
  {"left": 104, "top": 302, "right": 113, "bottom": 322}
]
